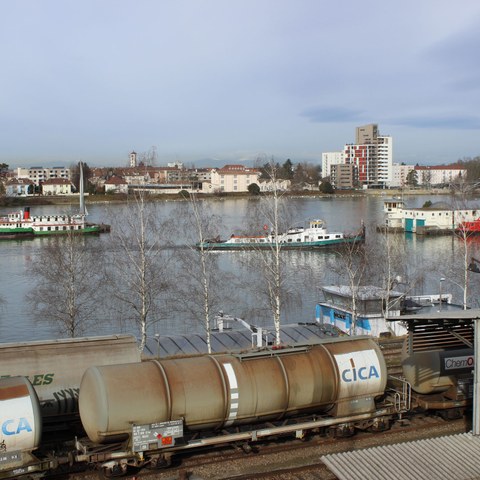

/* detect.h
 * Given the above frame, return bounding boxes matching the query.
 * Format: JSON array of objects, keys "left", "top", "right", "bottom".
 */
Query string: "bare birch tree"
[
  {"left": 326, "top": 228, "right": 368, "bottom": 335},
  {"left": 243, "top": 159, "right": 297, "bottom": 345},
  {"left": 371, "top": 228, "right": 408, "bottom": 318},
  {"left": 443, "top": 186, "right": 479, "bottom": 309},
  {"left": 105, "top": 189, "right": 171, "bottom": 351},
  {"left": 173, "top": 194, "right": 233, "bottom": 353},
  {"left": 27, "top": 232, "right": 103, "bottom": 337}
]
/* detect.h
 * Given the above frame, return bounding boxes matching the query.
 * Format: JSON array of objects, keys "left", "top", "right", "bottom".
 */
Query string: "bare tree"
[
  {"left": 105, "top": 189, "right": 171, "bottom": 351},
  {"left": 244, "top": 159, "right": 297, "bottom": 345},
  {"left": 371, "top": 228, "right": 408, "bottom": 318},
  {"left": 27, "top": 232, "right": 103, "bottom": 337},
  {"left": 173, "top": 194, "right": 232, "bottom": 353},
  {"left": 327, "top": 238, "right": 367, "bottom": 334},
  {"left": 444, "top": 186, "right": 480, "bottom": 309}
]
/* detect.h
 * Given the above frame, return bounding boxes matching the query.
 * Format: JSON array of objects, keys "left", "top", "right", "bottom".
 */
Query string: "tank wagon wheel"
[
  {"left": 146, "top": 453, "right": 173, "bottom": 469},
  {"left": 437, "top": 408, "right": 463, "bottom": 421},
  {"left": 369, "top": 417, "right": 391, "bottom": 432},
  {"left": 326, "top": 424, "right": 355, "bottom": 438},
  {"left": 97, "top": 461, "right": 128, "bottom": 478}
]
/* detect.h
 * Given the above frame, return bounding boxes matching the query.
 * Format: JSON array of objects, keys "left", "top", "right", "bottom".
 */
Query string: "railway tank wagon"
[
  {"left": 0, "top": 335, "right": 141, "bottom": 422},
  {"left": 79, "top": 337, "right": 387, "bottom": 444},
  {"left": 0, "top": 377, "right": 43, "bottom": 477}
]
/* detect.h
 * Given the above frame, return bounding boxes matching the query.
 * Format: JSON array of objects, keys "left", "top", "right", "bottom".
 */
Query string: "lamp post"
[
  {"left": 154, "top": 333, "right": 160, "bottom": 358},
  {"left": 439, "top": 277, "right": 445, "bottom": 310}
]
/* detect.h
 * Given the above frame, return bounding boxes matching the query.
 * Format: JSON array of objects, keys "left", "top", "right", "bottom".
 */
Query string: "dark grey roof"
[
  {"left": 322, "top": 433, "right": 480, "bottom": 480},
  {"left": 388, "top": 308, "right": 480, "bottom": 322},
  {"left": 143, "top": 323, "right": 344, "bottom": 358}
]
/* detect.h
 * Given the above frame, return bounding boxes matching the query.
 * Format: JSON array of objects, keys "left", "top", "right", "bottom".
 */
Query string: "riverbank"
[{"left": 0, "top": 187, "right": 454, "bottom": 208}]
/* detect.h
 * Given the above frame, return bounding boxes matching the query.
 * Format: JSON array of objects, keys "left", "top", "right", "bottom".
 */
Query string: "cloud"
[
  {"left": 388, "top": 115, "right": 480, "bottom": 130},
  {"left": 301, "top": 106, "right": 364, "bottom": 123}
]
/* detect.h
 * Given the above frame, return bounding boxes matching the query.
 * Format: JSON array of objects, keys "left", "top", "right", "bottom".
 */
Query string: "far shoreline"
[{"left": 0, "top": 187, "right": 460, "bottom": 209}]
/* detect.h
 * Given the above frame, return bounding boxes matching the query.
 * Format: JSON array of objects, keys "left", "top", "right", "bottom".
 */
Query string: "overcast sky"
[{"left": 1, "top": 0, "right": 480, "bottom": 168}]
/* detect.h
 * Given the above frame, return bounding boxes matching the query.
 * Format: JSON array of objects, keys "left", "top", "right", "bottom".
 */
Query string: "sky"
[{"left": 1, "top": 0, "right": 480, "bottom": 169}]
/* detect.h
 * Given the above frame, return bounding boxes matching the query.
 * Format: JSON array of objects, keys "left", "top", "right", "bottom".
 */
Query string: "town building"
[
  {"left": 415, "top": 165, "right": 466, "bottom": 186},
  {"left": 41, "top": 178, "right": 74, "bottom": 195},
  {"left": 16, "top": 166, "right": 71, "bottom": 187},
  {"left": 330, "top": 164, "right": 355, "bottom": 189},
  {"left": 258, "top": 178, "right": 291, "bottom": 192},
  {"left": 4, "top": 178, "right": 34, "bottom": 196},
  {"left": 390, "top": 163, "right": 415, "bottom": 188},
  {"left": 321, "top": 151, "right": 344, "bottom": 179},
  {"left": 344, "top": 124, "right": 393, "bottom": 188},
  {"left": 209, "top": 165, "right": 260, "bottom": 193},
  {"left": 104, "top": 176, "right": 128, "bottom": 194}
]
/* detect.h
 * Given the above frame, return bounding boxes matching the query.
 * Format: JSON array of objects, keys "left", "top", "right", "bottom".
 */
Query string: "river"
[{"left": 1, "top": 194, "right": 479, "bottom": 343}]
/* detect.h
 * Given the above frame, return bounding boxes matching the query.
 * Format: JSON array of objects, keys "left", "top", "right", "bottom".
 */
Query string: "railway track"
[{"left": 65, "top": 414, "right": 468, "bottom": 480}]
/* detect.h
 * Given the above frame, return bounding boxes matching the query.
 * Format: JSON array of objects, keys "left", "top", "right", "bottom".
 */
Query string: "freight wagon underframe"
[{"left": 74, "top": 407, "right": 396, "bottom": 477}]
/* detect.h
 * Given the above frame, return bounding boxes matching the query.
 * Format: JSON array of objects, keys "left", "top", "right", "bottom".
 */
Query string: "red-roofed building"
[
  {"left": 105, "top": 175, "right": 128, "bottom": 194},
  {"left": 41, "top": 178, "right": 74, "bottom": 195},
  {"left": 209, "top": 165, "right": 260, "bottom": 193}
]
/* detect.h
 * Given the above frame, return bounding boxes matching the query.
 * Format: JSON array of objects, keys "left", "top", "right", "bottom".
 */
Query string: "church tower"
[{"left": 129, "top": 151, "right": 137, "bottom": 168}]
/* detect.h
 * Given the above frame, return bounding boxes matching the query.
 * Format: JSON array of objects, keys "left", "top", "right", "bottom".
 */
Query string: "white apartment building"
[
  {"left": 377, "top": 135, "right": 393, "bottom": 185},
  {"left": 390, "top": 163, "right": 415, "bottom": 187},
  {"left": 321, "top": 151, "right": 344, "bottom": 178},
  {"left": 209, "top": 165, "right": 260, "bottom": 193},
  {"left": 16, "top": 166, "right": 71, "bottom": 186},
  {"left": 415, "top": 165, "right": 466, "bottom": 186}
]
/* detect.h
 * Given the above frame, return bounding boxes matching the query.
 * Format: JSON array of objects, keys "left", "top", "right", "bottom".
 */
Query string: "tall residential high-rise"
[{"left": 344, "top": 124, "right": 392, "bottom": 187}]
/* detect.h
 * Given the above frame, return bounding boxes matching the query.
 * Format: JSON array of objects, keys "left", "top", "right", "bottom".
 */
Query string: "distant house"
[
  {"left": 209, "top": 165, "right": 260, "bottom": 193},
  {"left": 16, "top": 166, "right": 71, "bottom": 186},
  {"left": 415, "top": 165, "right": 466, "bottom": 186},
  {"left": 258, "top": 178, "right": 291, "bottom": 192},
  {"left": 5, "top": 178, "right": 34, "bottom": 197},
  {"left": 104, "top": 176, "right": 128, "bottom": 194},
  {"left": 41, "top": 178, "right": 73, "bottom": 195}
]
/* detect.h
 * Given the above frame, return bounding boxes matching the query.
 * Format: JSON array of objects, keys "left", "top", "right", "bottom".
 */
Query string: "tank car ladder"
[{"left": 387, "top": 375, "right": 412, "bottom": 415}]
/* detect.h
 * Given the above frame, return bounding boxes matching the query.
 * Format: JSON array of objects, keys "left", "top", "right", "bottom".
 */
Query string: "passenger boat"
[
  {"left": 197, "top": 219, "right": 365, "bottom": 250},
  {"left": 0, "top": 163, "right": 103, "bottom": 240}
]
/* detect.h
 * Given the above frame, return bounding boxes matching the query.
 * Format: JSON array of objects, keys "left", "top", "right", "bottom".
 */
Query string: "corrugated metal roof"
[
  {"left": 388, "top": 309, "right": 480, "bottom": 322},
  {"left": 143, "top": 323, "right": 344, "bottom": 358},
  {"left": 322, "top": 433, "right": 480, "bottom": 480}
]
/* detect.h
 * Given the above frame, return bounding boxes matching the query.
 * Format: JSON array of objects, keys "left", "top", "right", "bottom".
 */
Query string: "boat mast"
[{"left": 79, "top": 161, "right": 88, "bottom": 216}]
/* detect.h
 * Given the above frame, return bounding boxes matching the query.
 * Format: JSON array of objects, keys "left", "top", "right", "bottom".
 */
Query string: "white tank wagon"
[
  {"left": 0, "top": 377, "right": 43, "bottom": 476},
  {"left": 79, "top": 337, "right": 387, "bottom": 444},
  {"left": 0, "top": 335, "right": 140, "bottom": 422}
]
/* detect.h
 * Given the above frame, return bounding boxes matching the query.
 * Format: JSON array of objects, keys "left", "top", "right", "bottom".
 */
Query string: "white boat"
[
  {"left": 197, "top": 219, "right": 365, "bottom": 250},
  {"left": 0, "top": 163, "right": 105, "bottom": 240}
]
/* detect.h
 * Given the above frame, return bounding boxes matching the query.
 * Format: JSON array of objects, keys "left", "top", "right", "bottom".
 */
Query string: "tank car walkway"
[{"left": 322, "top": 432, "right": 480, "bottom": 480}]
